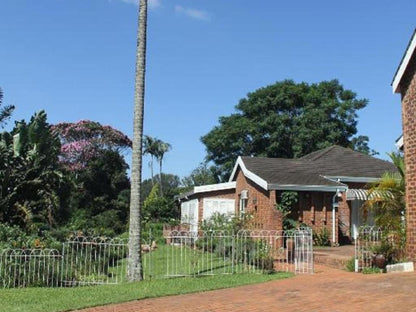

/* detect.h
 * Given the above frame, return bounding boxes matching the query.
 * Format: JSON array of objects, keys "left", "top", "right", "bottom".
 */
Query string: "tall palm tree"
[
  {"left": 128, "top": 0, "right": 147, "bottom": 282},
  {"left": 154, "top": 139, "right": 171, "bottom": 196}
]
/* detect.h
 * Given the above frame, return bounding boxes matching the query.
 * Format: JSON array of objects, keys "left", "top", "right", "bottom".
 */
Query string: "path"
[{"left": 77, "top": 265, "right": 416, "bottom": 312}]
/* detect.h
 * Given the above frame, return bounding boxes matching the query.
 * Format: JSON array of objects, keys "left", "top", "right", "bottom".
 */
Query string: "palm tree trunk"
[
  {"left": 150, "top": 156, "right": 154, "bottom": 185},
  {"left": 128, "top": 0, "right": 147, "bottom": 282},
  {"left": 159, "top": 157, "right": 163, "bottom": 197}
]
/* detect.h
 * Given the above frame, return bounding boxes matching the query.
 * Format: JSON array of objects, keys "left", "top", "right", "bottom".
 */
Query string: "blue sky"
[{"left": 1, "top": 0, "right": 415, "bottom": 180}]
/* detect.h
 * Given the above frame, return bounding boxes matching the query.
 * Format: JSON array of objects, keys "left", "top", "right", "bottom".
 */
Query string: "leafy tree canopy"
[
  {"left": 52, "top": 120, "right": 132, "bottom": 171},
  {"left": 181, "top": 162, "right": 220, "bottom": 189},
  {"left": 0, "top": 111, "right": 70, "bottom": 231},
  {"left": 141, "top": 173, "right": 181, "bottom": 203},
  {"left": 201, "top": 79, "right": 372, "bottom": 180}
]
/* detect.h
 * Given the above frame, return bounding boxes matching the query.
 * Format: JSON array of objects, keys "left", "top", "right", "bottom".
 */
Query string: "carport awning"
[{"left": 346, "top": 189, "right": 393, "bottom": 201}]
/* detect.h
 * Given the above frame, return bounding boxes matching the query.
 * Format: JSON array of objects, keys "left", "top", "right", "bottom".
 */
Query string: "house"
[
  {"left": 392, "top": 28, "right": 416, "bottom": 261},
  {"left": 179, "top": 145, "right": 396, "bottom": 244}
]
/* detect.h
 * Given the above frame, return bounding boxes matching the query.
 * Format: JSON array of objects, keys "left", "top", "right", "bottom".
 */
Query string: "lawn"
[
  {"left": 1, "top": 272, "right": 293, "bottom": 312},
  {"left": 1, "top": 241, "right": 293, "bottom": 311}
]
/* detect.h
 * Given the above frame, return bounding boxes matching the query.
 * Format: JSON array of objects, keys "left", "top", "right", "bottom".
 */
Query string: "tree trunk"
[
  {"left": 159, "top": 157, "right": 163, "bottom": 197},
  {"left": 128, "top": 0, "right": 147, "bottom": 282},
  {"left": 149, "top": 156, "right": 154, "bottom": 185}
]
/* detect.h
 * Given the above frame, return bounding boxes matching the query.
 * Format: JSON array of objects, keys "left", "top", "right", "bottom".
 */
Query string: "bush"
[
  {"left": 313, "top": 227, "right": 331, "bottom": 246},
  {"left": 345, "top": 257, "right": 355, "bottom": 272}
]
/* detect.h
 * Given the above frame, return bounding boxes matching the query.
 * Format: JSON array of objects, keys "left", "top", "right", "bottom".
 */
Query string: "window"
[{"left": 203, "top": 199, "right": 235, "bottom": 220}]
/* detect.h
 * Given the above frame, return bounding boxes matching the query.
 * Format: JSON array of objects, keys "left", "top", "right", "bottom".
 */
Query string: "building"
[
  {"left": 392, "top": 28, "right": 416, "bottom": 261},
  {"left": 179, "top": 145, "right": 396, "bottom": 244}
]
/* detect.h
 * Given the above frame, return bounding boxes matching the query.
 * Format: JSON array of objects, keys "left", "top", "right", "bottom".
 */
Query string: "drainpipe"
[{"left": 332, "top": 189, "right": 340, "bottom": 245}]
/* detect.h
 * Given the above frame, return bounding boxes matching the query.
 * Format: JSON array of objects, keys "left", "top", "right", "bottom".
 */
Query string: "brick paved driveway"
[{"left": 77, "top": 265, "right": 416, "bottom": 312}]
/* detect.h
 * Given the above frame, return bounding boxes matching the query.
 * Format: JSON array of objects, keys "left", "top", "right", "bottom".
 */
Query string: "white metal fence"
[
  {"left": 354, "top": 226, "right": 383, "bottom": 272},
  {"left": 0, "top": 228, "right": 313, "bottom": 288},
  {"left": 61, "top": 235, "right": 128, "bottom": 286},
  {"left": 0, "top": 249, "right": 61, "bottom": 288},
  {"left": 164, "top": 228, "right": 314, "bottom": 277}
]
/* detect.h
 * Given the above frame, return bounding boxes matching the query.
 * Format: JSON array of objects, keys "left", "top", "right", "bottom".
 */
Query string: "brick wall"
[
  {"left": 399, "top": 52, "right": 416, "bottom": 261},
  {"left": 235, "top": 169, "right": 282, "bottom": 230},
  {"left": 294, "top": 192, "right": 339, "bottom": 244}
]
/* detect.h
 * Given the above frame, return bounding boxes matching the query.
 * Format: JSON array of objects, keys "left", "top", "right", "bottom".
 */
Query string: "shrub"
[{"left": 313, "top": 227, "right": 331, "bottom": 246}]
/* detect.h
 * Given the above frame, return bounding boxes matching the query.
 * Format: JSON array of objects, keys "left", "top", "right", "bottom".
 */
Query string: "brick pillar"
[{"left": 400, "top": 56, "right": 416, "bottom": 261}]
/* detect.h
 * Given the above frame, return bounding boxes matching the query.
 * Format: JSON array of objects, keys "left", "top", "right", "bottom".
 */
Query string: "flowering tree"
[{"left": 52, "top": 120, "right": 132, "bottom": 171}]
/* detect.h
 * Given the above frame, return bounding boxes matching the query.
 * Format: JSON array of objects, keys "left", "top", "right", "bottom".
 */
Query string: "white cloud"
[
  {"left": 174, "top": 5, "right": 210, "bottom": 21},
  {"left": 118, "top": 0, "right": 161, "bottom": 9}
]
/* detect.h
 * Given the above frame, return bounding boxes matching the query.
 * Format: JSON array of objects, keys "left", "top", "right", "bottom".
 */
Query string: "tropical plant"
[
  {"left": 0, "top": 111, "right": 70, "bottom": 231},
  {"left": 128, "top": 0, "right": 147, "bottom": 281},
  {"left": 143, "top": 135, "right": 157, "bottom": 183},
  {"left": 0, "top": 87, "right": 15, "bottom": 128},
  {"left": 142, "top": 135, "right": 171, "bottom": 195},
  {"left": 364, "top": 152, "right": 405, "bottom": 262},
  {"left": 154, "top": 138, "right": 171, "bottom": 196}
]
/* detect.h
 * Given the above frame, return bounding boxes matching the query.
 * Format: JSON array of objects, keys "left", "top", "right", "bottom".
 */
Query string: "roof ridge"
[{"left": 301, "top": 145, "right": 339, "bottom": 161}]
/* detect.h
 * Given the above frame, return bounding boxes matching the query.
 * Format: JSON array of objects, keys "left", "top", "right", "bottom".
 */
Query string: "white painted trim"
[
  {"left": 228, "top": 157, "right": 269, "bottom": 190},
  {"left": 194, "top": 182, "right": 236, "bottom": 193},
  {"left": 267, "top": 184, "right": 347, "bottom": 192},
  {"left": 395, "top": 135, "right": 404, "bottom": 150},
  {"left": 392, "top": 30, "right": 416, "bottom": 93},
  {"left": 323, "top": 176, "right": 380, "bottom": 183},
  {"left": 178, "top": 182, "right": 236, "bottom": 201},
  {"left": 229, "top": 156, "right": 242, "bottom": 182}
]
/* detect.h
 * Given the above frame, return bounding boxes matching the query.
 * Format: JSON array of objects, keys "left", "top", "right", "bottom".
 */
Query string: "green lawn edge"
[{"left": 2, "top": 272, "right": 293, "bottom": 312}]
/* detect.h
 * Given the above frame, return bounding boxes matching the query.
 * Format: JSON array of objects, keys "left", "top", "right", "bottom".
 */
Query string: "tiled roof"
[{"left": 237, "top": 145, "right": 397, "bottom": 190}]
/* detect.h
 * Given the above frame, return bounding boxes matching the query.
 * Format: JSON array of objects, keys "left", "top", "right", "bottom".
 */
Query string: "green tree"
[
  {"left": 141, "top": 173, "right": 181, "bottom": 204},
  {"left": 0, "top": 111, "right": 70, "bottom": 231},
  {"left": 0, "top": 87, "right": 15, "bottom": 128},
  {"left": 181, "top": 162, "right": 219, "bottom": 188},
  {"left": 201, "top": 79, "right": 371, "bottom": 180},
  {"left": 128, "top": 0, "right": 147, "bottom": 281},
  {"left": 154, "top": 139, "right": 171, "bottom": 196},
  {"left": 67, "top": 150, "right": 130, "bottom": 236},
  {"left": 143, "top": 135, "right": 157, "bottom": 184},
  {"left": 142, "top": 184, "right": 177, "bottom": 222}
]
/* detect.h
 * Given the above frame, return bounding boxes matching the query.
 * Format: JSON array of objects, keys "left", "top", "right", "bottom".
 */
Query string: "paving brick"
[{"left": 76, "top": 265, "right": 416, "bottom": 312}]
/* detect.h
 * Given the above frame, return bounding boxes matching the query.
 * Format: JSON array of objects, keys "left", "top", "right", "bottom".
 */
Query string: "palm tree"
[
  {"left": 0, "top": 87, "right": 15, "bottom": 128},
  {"left": 154, "top": 139, "right": 171, "bottom": 196},
  {"left": 143, "top": 135, "right": 157, "bottom": 184},
  {"left": 365, "top": 152, "right": 405, "bottom": 261},
  {"left": 128, "top": 0, "right": 147, "bottom": 282}
]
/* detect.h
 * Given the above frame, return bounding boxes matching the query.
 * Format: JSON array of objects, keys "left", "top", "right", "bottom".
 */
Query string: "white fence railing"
[
  {"left": 354, "top": 226, "right": 383, "bottom": 272},
  {"left": 0, "top": 228, "right": 313, "bottom": 288},
  {"left": 164, "top": 228, "right": 314, "bottom": 277},
  {"left": 0, "top": 249, "right": 61, "bottom": 288}
]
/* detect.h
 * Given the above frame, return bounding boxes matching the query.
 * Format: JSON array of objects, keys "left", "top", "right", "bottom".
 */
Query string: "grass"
[
  {"left": 1, "top": 272, "right": 293, "bottom": 312},
  {"left": 1, "top": 242, "right": 293, "bottom": 311}
]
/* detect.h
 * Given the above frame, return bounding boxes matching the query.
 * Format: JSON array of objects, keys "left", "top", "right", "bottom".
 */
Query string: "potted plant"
[{"left": 371, "top": 240, "right": 393, "bottom": 269}]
